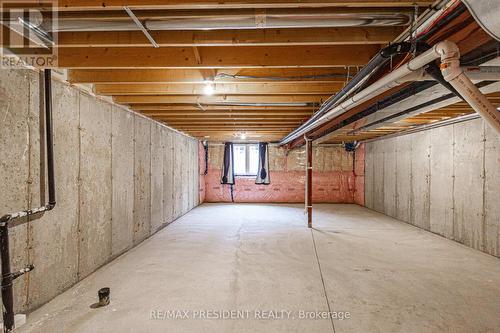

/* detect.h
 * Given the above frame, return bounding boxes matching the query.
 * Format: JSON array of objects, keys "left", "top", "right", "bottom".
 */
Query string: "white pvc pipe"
[
  {"left": 460, "top": 66, "right": 500, "bottom": 81},
  {"left": 418, "top": 66, "right": 500, "bottom": 81},
  {"left": 442, "top": 65, "right": 500, "bottom": 134},
  {"left": 281, "top": 41, "right": 455, "bottom": 145}
]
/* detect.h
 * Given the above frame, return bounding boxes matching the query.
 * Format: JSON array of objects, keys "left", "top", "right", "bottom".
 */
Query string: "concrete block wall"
[
  {"left": 204, "top": 144, "right": 365, "bottom": 203},
  {"left": 365, "top": 118, "right": 499, "bottom": 257},
  {"left": 0, "top": 68, "right": 200, "bottom": 313}
]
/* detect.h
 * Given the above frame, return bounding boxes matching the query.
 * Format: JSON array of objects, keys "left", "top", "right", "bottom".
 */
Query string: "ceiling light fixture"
[
  {"left": 240, "top": 133, "right": 247, "bottom": 140},
  {"left": 203, "top": 81, "right": 215, "bottom": 95}
]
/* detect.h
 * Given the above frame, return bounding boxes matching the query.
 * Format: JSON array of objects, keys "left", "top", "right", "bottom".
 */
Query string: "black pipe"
[
  {"left": 44, "top": 69, "right": 56, "bottom": 208},
  {"left": 424, "top": 61, "right": 463, "bottom": 100},
  {"left": 0, "top": 226, "right": 14, "bottom": 331}
]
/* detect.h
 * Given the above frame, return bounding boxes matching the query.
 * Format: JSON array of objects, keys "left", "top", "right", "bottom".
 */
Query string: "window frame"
[{"left": 233, "top": 143, "right": 259, "bottom": 177}]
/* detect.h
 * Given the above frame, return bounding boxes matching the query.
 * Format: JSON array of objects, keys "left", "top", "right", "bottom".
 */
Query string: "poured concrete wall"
[
  {"left": 0, "top": 68, "right": 199, "bottom": 313},
  {"left": 204, "top": 144, "right": 365, "bottom": 203},
  {"left": 365, "top": 119, "right": 499, "bottom": 257}
]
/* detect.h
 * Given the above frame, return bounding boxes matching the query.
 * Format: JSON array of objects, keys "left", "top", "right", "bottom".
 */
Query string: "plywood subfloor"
[{"left": 18, "top": 204, "right": 500, "bottom": 333}]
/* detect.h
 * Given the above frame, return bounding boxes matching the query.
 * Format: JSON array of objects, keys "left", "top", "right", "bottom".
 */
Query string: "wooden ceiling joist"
[
  {"left": 131, "top": 105, "right": 317, "bottom": 111},
  {"left": 186, "top": 130, "right": 292, "bottom": 133},
  {"left": 12, "top": 0, "right": 459, "bottom": 142},
  {"left": 140, "top": 111, "right": 313, "bottom": 117},
  {"left": 149, "top": 115, "right": 309, "bottom": 119},
  {"left": 175, "top": 127, "right": 297, "bottom": 131},
  {"left": 114, "top": 95, "right": 328, "bottom": 104},
  {"left": 68, "top": 68, "right": 352, "bottom": 84},
  {"left": 159, "top": 122, "right": 305, "bottom": 126},
  {"left": 55, "top": 45, "right": 380, "bottom": 68},
  {"left": 58, "top": 27, "right": 400, "bottom": 48},
  {"left": 94, "top": 82, "right": 343, "bottom": 95}
]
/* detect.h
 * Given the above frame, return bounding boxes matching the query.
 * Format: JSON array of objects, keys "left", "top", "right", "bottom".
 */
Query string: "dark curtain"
[
  {"left": 255, "top": 142, "right": 270, "bottom": 185},
  {"left": 203, "top": 141, "right": 209, "bottom": 175},
  {"left": 220, "top": 142, "right": 235, "bottom": 185}
]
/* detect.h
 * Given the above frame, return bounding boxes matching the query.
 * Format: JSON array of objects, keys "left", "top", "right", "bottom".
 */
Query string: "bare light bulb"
[{"left": 203, "top": 82, "right": 214, "bottom": 95}]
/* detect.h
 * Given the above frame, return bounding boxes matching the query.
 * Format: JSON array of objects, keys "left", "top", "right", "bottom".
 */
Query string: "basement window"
[{"left": 233, "top": 144, "right": 259, "bottom": 176}]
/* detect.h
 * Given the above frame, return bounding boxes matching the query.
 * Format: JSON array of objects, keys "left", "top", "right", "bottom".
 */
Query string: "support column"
[{"left": 305, "top": 137, "right": 313, "bottom": 228}]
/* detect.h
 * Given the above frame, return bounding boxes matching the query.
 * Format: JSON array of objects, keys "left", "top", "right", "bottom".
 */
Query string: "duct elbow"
[
  {"left": 434, "top": 40, "right": 460, "bottom": 61},
  {"left": 435, "top": 40, "right": 462, "bottom": 81}
]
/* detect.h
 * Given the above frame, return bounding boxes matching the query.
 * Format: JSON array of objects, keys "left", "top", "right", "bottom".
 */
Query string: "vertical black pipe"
[
  {"left": 0, "top": 225, "right": 14, "bottom": 332},
  {"left": 44, "top": 69, "right": 56, "bottom": 207}
]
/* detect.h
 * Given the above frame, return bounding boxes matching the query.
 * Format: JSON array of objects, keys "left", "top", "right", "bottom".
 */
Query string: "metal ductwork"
[
  {"left": 462, "top": 0, "right": 500, "bottom": 41},
  {"left": 146, "top": 12, "right": 410, "bottom": 31},
  {"left": 35, "top": 10, "right": 410, "bottom": 32}
]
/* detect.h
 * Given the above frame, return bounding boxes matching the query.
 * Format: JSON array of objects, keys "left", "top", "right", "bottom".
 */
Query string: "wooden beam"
[
  {"left": 153, "top": 117, "right": 308, "bottom": 121},
  {"left": 185, "top": 129, "right": 289, "bottom": 136},
  {"left": 68, "top": 68, "right": 351, "bottom": 84},
  {"left": 174, "top": 127, "right": 298, "bottom": 131},
  {"left": 172, "top": 124, "right": 296, "bottom": 129},
  {"left": 114, "top": 95, "right": 328, "bottom": 104},
  {"left": 94, "top": 82, "right": 342, "bottom": 95},
  {"left": 57, "top": 1, "right": 435, "bottom": 10},
  {"left": 164, "top": 119, "right": 303, "bottom": 123},
  {"left": 58, "top": 27, "right": 401, "bottom": 47},
  {"left": 158, "top": 120, "right": 305, "bottom": 123},
  {"left": 131, "top": 104, "right": 317, "bottom": 111},
  {"left": 55, "top": 45, "right": 380, "bottom": 68},
  {"left": 186, "top": 130, "right": 291, "bottom": 133},
  {"left": 141, "top": 111, "right": 313, "bottom": 116},
  {"left": 150, "top": 115, "right": 308, "bottom": 119}
]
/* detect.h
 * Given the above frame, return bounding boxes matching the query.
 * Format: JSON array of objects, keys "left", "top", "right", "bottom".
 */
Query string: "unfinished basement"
[{"left": 0, "top": 0, "right": 499, "bottom": 332}]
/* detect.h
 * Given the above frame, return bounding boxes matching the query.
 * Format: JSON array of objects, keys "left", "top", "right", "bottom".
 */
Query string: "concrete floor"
[{"left": 18, "top": 204, "right": 500, "bottom": 333}]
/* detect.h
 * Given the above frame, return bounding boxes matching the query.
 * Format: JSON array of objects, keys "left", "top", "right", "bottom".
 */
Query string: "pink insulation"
[
  {"left": 200, "top": 144, "right": 365, "bottom": 204},
  {"left": 205, "top": 170, "right": 356, "bottom": 203},
  {"left": 198, "top": 141, "right": 206, "bottom": 203}
]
